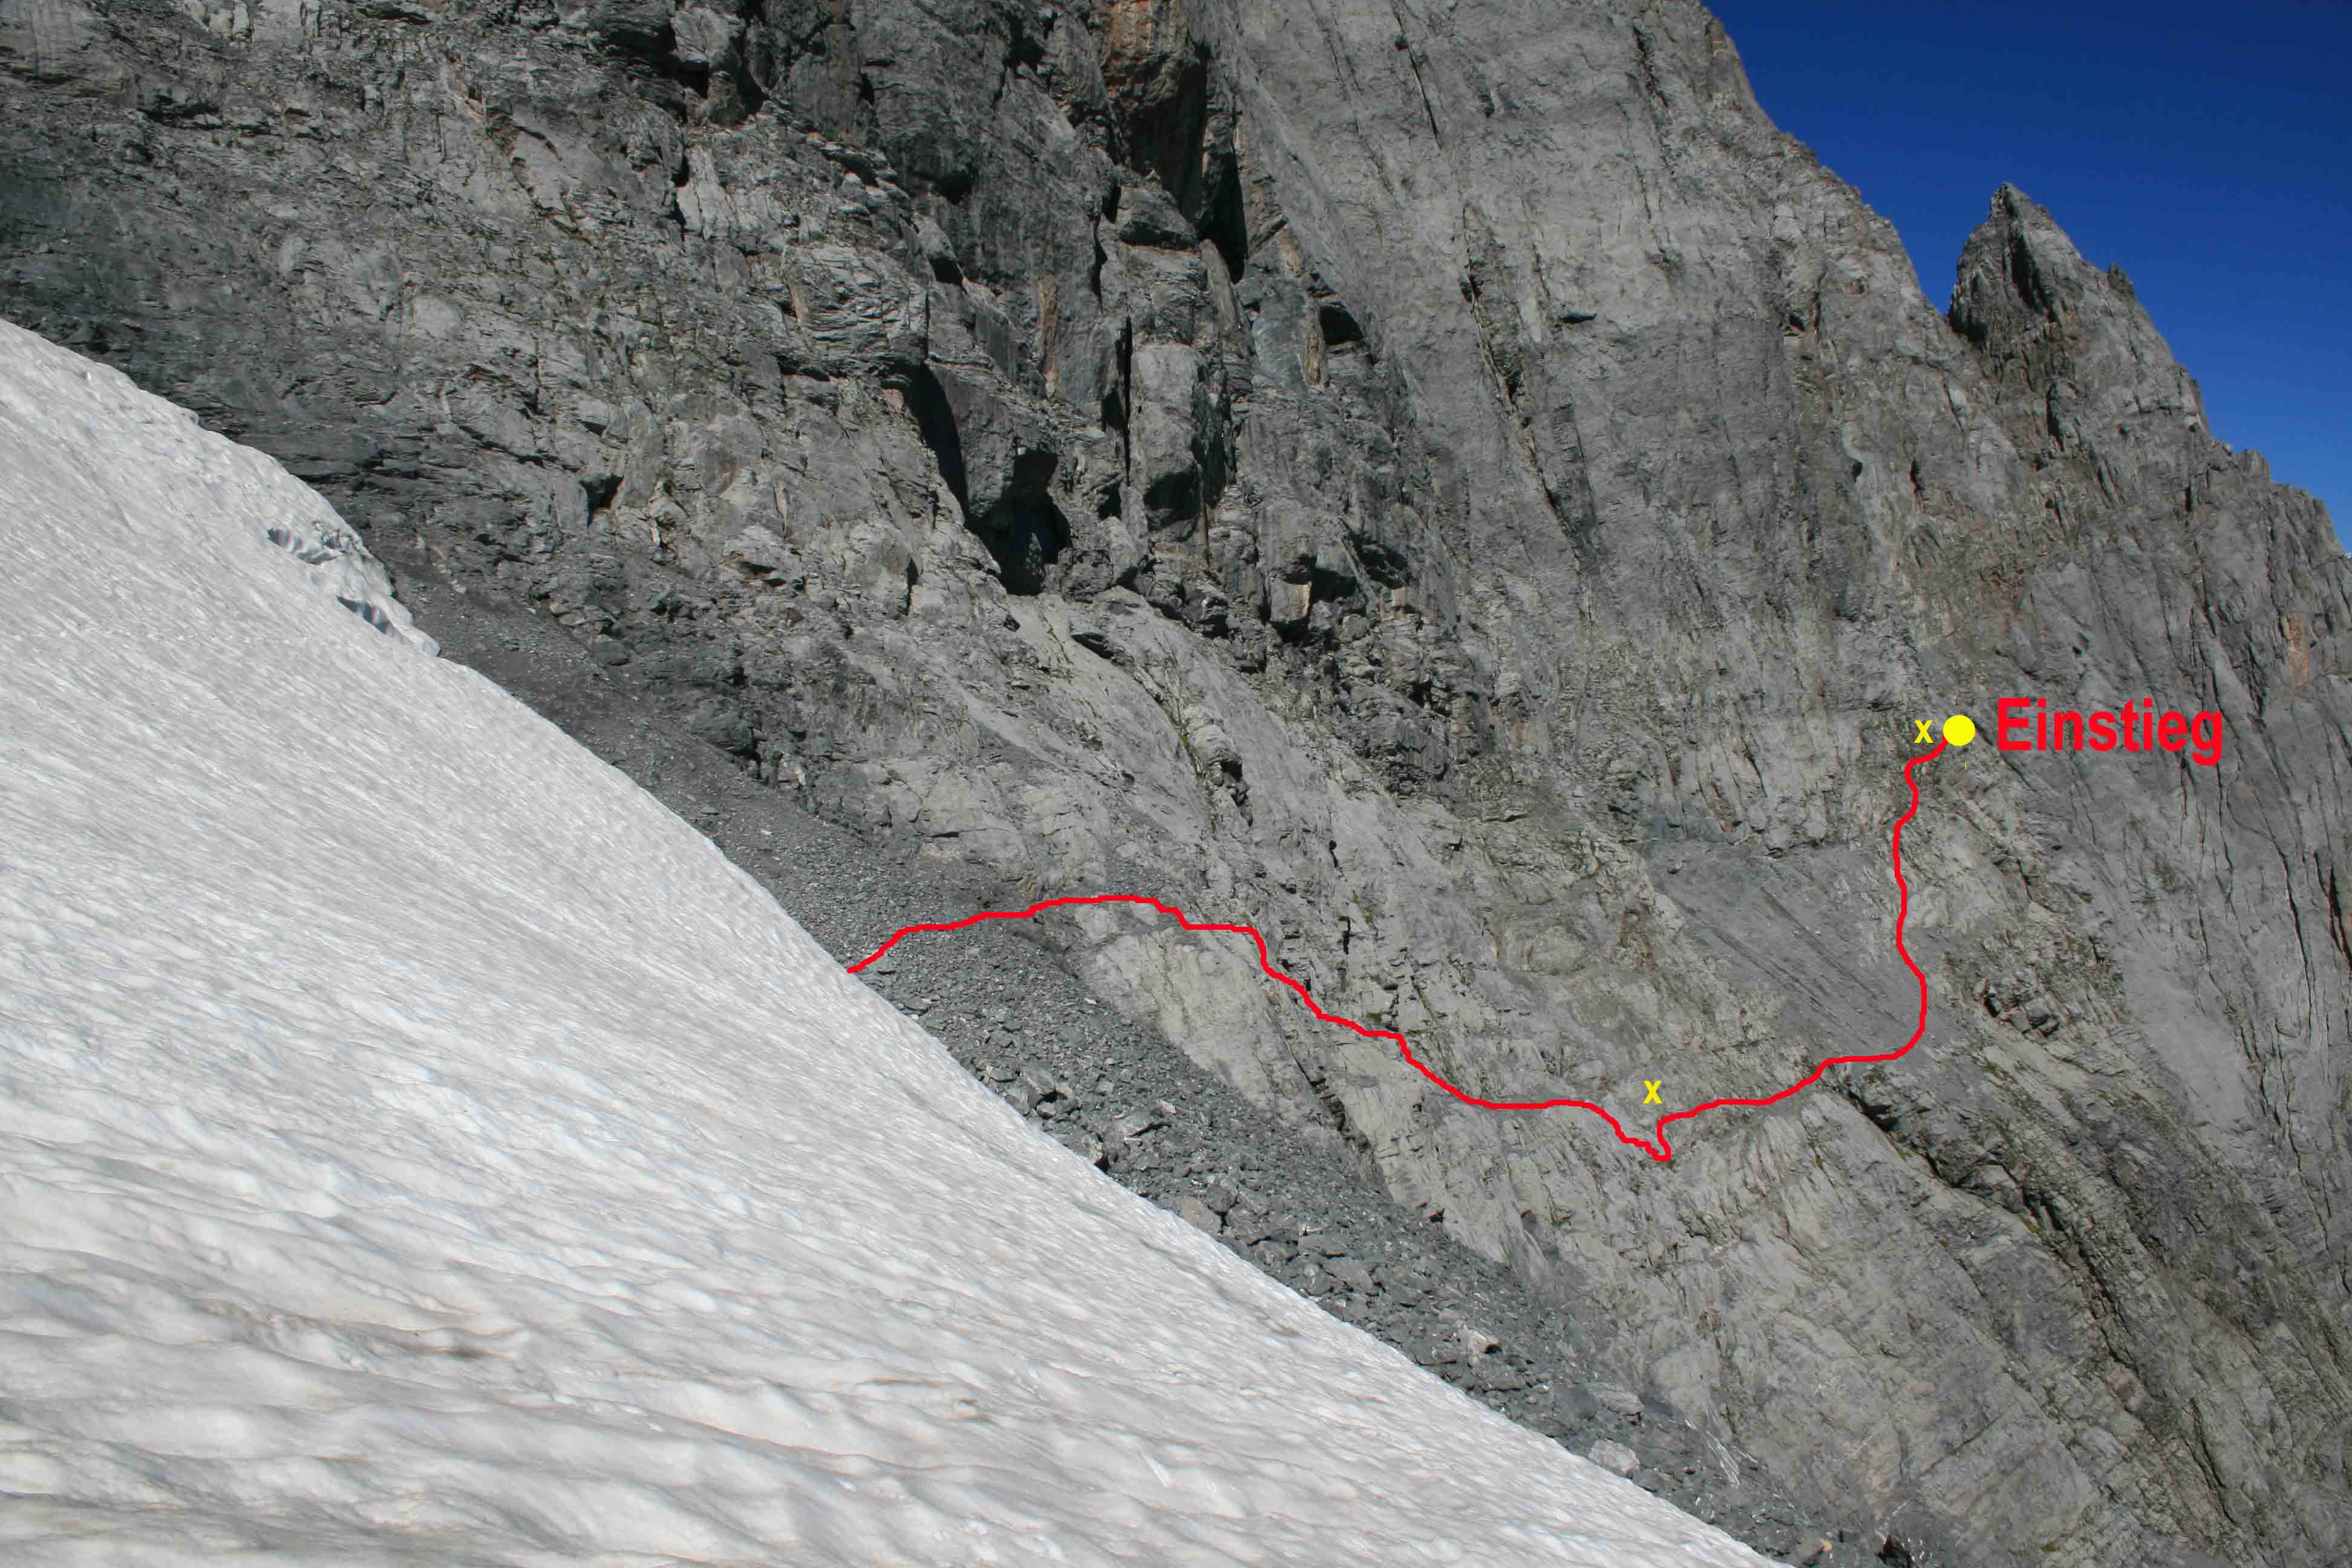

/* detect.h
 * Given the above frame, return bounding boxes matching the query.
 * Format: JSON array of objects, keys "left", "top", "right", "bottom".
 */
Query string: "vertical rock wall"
[{"left": 3, "top": 0, "right": 2345, "bottom": 1561}]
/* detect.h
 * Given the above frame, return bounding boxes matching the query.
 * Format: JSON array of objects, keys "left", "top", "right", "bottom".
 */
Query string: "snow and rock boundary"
[
  {"left": 0, "top": 327, "right": 436, "bottom": 660},
  {"left": 0, "top": 324, "right": 1773, "bottom": 1561}
]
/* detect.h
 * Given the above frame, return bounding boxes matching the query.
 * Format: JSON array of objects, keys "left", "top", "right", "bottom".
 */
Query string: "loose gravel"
[{"left": 399, "top": 571, "right": 1873, "bottom": 1567}]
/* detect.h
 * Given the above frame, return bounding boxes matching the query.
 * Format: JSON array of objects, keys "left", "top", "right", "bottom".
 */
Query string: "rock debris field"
[{"left": 403, "top": 570, "right": 1874, "bottom": 1567}]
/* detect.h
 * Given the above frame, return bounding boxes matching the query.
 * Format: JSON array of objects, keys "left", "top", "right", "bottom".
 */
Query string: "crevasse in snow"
[{"left": 0, "top": 319, "right": 1770, "bottom": 1565}]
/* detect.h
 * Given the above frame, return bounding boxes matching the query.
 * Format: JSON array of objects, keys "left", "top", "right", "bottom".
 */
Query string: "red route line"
[{"left": 850, "top": 740, "right": 1950, "bottom": 1161}]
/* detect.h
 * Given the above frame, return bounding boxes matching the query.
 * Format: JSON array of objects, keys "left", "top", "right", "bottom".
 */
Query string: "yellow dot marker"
[{"left": 1944, "top": 714, "right": 1976, "bottom": 746}]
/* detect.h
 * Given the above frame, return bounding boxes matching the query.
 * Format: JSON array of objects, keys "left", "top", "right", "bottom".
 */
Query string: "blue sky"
[{"left": 1708, "top": 2, "right": 2349, "bottom": 547}]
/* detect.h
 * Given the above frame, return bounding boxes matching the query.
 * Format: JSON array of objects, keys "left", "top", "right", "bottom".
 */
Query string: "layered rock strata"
[{"left": 4, "top": 1, "right": 2346, "bottom": 1562}]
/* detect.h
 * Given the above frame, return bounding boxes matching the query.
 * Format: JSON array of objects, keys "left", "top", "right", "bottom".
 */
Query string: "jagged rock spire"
[{"left": 1949, "top": 183, "right": 2207, "bottom": 450}]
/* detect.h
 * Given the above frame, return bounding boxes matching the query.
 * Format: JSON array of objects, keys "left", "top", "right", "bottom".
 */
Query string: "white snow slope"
[{"left": 0, "top": 319, "right": 1771, "bottom": 1566}]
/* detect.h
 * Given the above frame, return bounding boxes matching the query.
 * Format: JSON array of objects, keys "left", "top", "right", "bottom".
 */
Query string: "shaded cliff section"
[{"left": 4, "top": 1, "right": 2349, "bottom": 1565}]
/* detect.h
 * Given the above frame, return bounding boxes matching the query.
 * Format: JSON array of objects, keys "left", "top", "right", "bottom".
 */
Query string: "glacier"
[{"left": 0, "top": 317, "right": 1771, "bottom": 1564}]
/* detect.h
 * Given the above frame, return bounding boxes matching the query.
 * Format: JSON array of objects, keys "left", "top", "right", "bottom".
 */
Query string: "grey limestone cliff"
[{"left": 4, "top": 1, "right": 2346, "bottom": 1563}]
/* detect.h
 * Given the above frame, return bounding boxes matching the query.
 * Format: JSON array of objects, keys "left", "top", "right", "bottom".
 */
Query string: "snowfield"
[{"left": 0, "top": 319, "right": 1771, "bottom": 1565}]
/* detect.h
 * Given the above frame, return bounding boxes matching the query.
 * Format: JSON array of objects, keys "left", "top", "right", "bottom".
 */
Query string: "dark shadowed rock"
[{"left": 4, "top": 4, "right": 2345, "bottom": 1567}]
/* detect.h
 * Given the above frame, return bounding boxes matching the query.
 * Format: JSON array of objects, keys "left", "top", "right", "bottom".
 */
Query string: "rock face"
[{"left": 4, "top": 2, "right": 2347, "bottom": 1564}]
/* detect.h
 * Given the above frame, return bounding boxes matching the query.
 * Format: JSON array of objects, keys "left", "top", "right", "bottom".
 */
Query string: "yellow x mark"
[
  {"left": 1913, "top": 719, "right": 1933, "bottom": 743},
  {"left": 1642, "top": 1080, "right": 1662, "bottom": 1104}
]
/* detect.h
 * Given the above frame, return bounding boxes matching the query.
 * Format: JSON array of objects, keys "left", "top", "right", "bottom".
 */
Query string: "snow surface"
[{"left": 0, "top": 318, "right": 1772, "bottom": 1565}]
